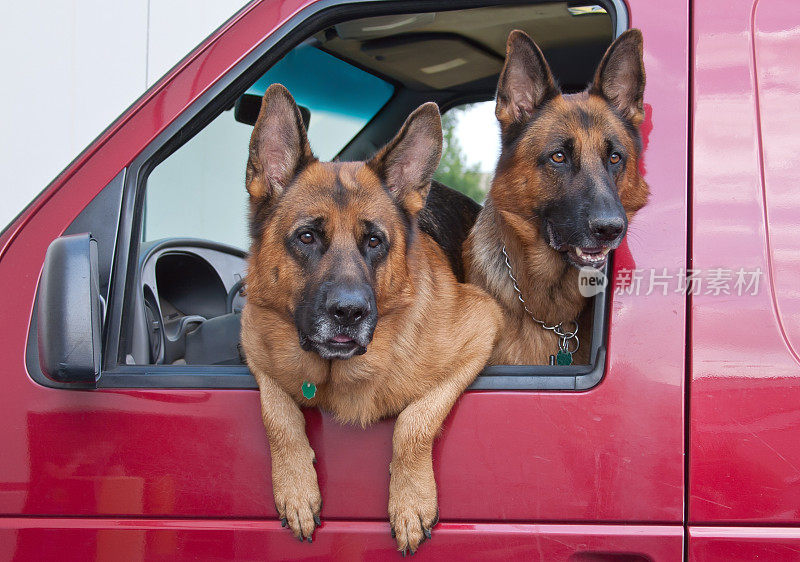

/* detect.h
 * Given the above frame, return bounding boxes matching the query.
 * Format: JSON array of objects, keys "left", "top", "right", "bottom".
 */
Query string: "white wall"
[{"left": 0, "top": 0, "right": 249, "bottom": 231}]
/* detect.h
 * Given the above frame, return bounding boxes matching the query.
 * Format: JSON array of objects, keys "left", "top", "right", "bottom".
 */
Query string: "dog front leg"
[
  {"left": 388, "top": 352, "right": 491, "bottom": 554},
  {"left": 257, "top": 374, "right": 321, "bottom": 542}
]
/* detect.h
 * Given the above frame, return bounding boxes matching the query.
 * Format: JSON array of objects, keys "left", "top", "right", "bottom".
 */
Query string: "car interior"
[{"left": 126, "top": 2, "right": 616, "bottom": 371}]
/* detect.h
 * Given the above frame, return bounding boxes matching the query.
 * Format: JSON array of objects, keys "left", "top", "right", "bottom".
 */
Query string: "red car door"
[
  {"left": 0, "top": 0, "right": 688, "bottom": 559},
  {"left": 689, "top": 0, "right": 800, "bottom": 559}
]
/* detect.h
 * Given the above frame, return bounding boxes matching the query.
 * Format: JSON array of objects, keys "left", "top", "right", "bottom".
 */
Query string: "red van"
[{"left": 1, "top": 0, "right": 799, "bottom": 559}]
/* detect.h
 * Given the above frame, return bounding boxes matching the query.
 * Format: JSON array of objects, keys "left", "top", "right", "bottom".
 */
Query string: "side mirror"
[
  {"left": 37, "top": 233, "right": 102, "bottom": 384},
  {"left": 234, "top": 92, "right": 311, "bottom": 129}
]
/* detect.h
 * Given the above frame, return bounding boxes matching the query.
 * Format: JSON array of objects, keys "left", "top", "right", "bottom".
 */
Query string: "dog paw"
[
  {"left": 272, "top": 457, "right": 322, "bottom": 542},
  {"left": 388, "top": 466, "right": 439, "bottom": 555}
]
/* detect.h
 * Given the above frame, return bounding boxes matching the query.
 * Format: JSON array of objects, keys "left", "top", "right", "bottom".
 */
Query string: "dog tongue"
[{"left": 332, "top": 334, "right": 353, "bottom": 344}]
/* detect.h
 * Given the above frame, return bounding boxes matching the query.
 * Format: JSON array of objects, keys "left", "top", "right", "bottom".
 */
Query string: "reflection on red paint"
[
  {"left": 690, "top": 0, "right": 800, "bottom": 537},
  {"left": 0, "top": 0, "right": 697, "bottom": 558}
]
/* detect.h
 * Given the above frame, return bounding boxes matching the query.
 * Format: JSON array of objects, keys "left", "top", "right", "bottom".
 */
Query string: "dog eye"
[
  {"left": 609, "top": 152, "right": 621, "bottom": 164},
  {"left": 298, "top": 231, "right": 314, "bottom": 244},
  {"left": 550, "top": 152, "right": 565, "bottom": 164},
  {"left": 367, "top": 235, "right": 381, "bottom": 248}
]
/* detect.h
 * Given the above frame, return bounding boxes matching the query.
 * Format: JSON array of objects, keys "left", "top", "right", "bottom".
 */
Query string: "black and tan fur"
[
  {"left": 241, "top": 84, "right": 500, "bottom": 554},
  {"left": 465, "top": 29, "right": 649, "bottom": 365}
]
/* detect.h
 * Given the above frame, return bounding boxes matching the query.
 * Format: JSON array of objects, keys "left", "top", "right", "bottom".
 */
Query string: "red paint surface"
[
  {"left": 690, "top": 0, "right": 800, "bottom": 524},
  {"left": 690, "top": 527, "right": 800, "bottom": 561},
  {"left": 0, "top": 0, "right": 692, "bottom": 557},
  {"left": 0, "top": 520, "right": 682, "bottom": 561}
]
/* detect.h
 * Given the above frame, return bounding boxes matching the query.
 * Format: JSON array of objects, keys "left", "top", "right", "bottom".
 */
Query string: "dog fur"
[
  {"left": 241, "top": 84, "right": 500, "bottom": 554},
  {"left": 465, "top": 29, "right": 650, "bottom": 365}
]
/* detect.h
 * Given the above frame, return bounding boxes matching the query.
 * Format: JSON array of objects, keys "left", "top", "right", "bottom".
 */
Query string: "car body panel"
[
  {"left": 689, "top": 527, "right": 800, "bottom": 561},
  {"left": 0, "top": 0, "right": 694, "bottom": 557},
  {"left": 0, "top": 520, "right": 683, "bottom": 560},
  {"left": 689, "top": 0, "right": 800, "bottom": 524}
]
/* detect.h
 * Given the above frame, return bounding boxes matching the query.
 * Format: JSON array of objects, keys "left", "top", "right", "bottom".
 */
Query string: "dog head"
[
  {"left": 492, "top": 29, "right": 649, "bottom": 269},
  {"left": 245, "top": 84, "right": 442, "bottom": 360}
]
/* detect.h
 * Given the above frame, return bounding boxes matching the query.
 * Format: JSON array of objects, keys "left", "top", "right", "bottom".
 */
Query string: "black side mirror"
[
  {"left": 37, "top": 233, "right": 102, "bottom": 384},
  {"left": 234, "top": 92, "right": 311, "bottom": 129}
]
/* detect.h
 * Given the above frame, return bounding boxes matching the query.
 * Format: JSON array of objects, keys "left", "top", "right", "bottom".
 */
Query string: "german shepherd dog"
[
  {"left": 241, "top": 84, "right": 500, "bottom": 554},
  {"left": 465, "top": 29, "right": 649, "bottom": 365}
]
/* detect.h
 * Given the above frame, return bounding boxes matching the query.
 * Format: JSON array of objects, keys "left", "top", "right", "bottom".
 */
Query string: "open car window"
[{"left": 27, "top": 0, "right": 624, "bottom": 391}]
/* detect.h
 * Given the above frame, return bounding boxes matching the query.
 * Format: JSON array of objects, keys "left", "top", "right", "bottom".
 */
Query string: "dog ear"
[
  {"left": 495, "top": 30, "right": 558, "bottom": 139},
  {"left": 367, "top": 102, "right": 442, "bottom": 215},
  {"left": 590, "top": 29, "right": 646, "bottom": 126},
  {"left": 246, "top": 83, "right": 315, "bottom": 202}
]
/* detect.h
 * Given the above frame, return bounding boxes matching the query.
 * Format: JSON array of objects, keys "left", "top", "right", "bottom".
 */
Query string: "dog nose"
[
  {"left": 326, "top": 286, "right": 371, "bottom": 326},
  {"left": 589, "top": 217, "right": 625, "bottom": 242}
]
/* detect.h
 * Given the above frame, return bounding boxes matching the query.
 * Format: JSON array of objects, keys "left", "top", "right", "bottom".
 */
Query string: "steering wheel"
[{"left": 227, "top": 278, "right": 246, "bottom": 314}]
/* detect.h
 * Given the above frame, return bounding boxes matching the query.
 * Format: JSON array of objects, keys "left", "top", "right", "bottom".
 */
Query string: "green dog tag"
[
  {"left": 556, "top": 350, "right": 573, "bottom": 366},
  {"left": 301, "top": 381, "right": 316, "bottom": 399}
]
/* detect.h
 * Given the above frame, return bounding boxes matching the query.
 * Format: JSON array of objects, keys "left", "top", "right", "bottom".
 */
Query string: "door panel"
[
  {"left": 690, "top": 0, "right": 800, "bottom": 524},
  {"left": 755, "top": 0, "right": 800, "bottom": 359},
  {"left": 0, "top": 0, "right": 687, "bottom": 551}
]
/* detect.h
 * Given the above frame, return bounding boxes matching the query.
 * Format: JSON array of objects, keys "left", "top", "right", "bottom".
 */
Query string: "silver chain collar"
[{"left": 501, "top": 245, "right": 579, "bottom": 355}]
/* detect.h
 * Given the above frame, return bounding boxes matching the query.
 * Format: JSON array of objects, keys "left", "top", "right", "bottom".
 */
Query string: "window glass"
[
  {"left": 435, "top": 101, "right": 500, "bottom": 203},
  {"left": 143, "top": 44, "right": 394, "bottom": 249},
  {"left": 247, "top": 44, "right": 395, "bottom": 160}
]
